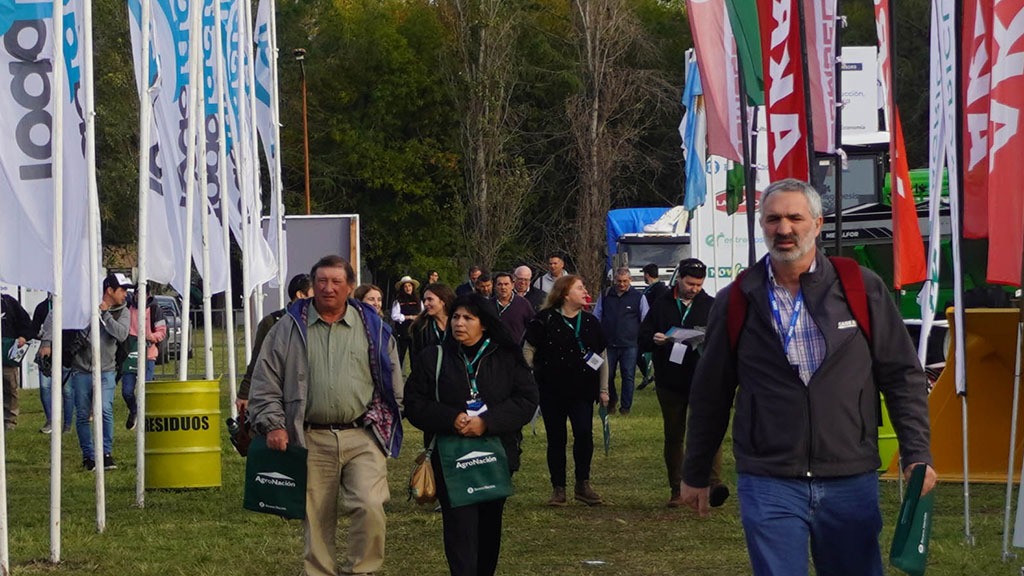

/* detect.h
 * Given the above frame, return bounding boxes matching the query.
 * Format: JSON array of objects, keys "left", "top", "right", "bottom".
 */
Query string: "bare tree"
[
  {"left": 438, "top": 0, "right": 532, "bottom": 270},
  {"left": 567, "top": 0, "right": 670, "bottom": 290}
]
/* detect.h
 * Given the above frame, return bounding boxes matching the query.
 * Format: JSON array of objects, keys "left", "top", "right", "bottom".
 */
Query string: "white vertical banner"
[
  {"left": 222, "top": 0, "right": 276, "bottom": 296},
  {"left": 128, "top": 0, "right": 231, "bottom": 295},
  {"left": 0, "top": 0, "right": 95, "bottom": 329},
  {"left": 254, "top": 0, "right": 285, "bottom": 294},
  {"left": 691, "top": 129, "right": 770, "bottom": 297}
]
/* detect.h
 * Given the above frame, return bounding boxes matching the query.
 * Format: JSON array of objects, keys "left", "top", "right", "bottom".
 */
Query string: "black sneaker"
[
  {"left": 103, "top": 454, "right": 117, "bottom": 470},
  {"left": 82, "top": 458, "right": 96, "bottom": 471},
  {"left": 126, "top": 411, "right": 137, "bottom": 431}
]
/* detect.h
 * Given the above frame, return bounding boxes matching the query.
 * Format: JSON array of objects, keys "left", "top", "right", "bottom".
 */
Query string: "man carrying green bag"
[{"left": 890, "top": 464, "right": 935, "bottom": 575}]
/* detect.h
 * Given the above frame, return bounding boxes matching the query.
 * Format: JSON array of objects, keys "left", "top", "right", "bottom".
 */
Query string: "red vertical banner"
[
  {"left": 802, "top": 0, "right": 837, "bottom": 154},
  {"left": 891, "top": 112, "right": 926, "bottom": 287},
  {"left": 686, "top": 0, "right": 744, "bottom": 163},
  {"left": 962, "top": 0, "right": 993, "bottom": 239},
  {"left": 757, "top": 0, "right": 810, "bottom": 181},
  {"left": 986, "top": 1, "right": 1024, "bottom": 286},
  {"left": 875, "top": 0, "right": 925, "bottom": 288}
]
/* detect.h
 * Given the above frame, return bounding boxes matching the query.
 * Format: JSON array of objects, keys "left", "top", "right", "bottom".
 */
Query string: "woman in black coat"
[
  {"left": 408, "top": 283, "right": 456, "bottom": 370},
  {"left": 523, "top": 274, "right": 609, "bottom": 507},
  {"left": 405, "top": 293, "right": 538, "bottom": 576}
]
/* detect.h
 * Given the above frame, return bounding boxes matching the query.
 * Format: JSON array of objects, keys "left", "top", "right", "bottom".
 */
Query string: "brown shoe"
[
  {"left": 574, "top": 480, "right": 603, "bottom": 506},
  {"left": 666, "top": 488, "right": 684, "bottom": 508},
  {"left": 547, "top": 486, "right": 567, "bottom": 506}
]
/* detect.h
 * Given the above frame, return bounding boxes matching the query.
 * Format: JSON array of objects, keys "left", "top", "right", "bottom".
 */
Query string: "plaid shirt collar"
[{"left": 766, "top": 255, "right": 825, "bottom": 385}]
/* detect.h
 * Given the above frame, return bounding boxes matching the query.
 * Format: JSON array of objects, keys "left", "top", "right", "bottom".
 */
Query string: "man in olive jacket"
[
  {"left": 249, "top": 255, "right": 403, "bottom": 576},
  {"left": 680, "top": 179, "right": 935, "bottom": 576}
]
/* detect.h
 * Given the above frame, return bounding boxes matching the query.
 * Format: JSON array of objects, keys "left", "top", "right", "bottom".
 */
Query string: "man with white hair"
[
  {"left": 513, "top": 265, "right": 545, "bottom": 311},
  {"left": 681, "top": 179, "right": 934, "bottom": 575}
]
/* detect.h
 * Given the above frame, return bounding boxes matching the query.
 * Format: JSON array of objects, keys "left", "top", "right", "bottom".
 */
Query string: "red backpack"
[{"left": 727, "top": 256, "right": 872, "bottom": 351}]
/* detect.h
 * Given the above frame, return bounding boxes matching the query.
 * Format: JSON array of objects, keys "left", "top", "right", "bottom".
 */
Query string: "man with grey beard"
[{"left": 680, "top": 179, "right": 935, "bottom": 576}]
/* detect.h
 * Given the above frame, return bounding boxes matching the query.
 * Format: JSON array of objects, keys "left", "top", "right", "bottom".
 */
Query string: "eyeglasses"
[
  {"left": 514, "top": 277, "right": 530, "bottom": 282},
  {"left": 680, "top": 263, "right": 706, "bottom": 274}
]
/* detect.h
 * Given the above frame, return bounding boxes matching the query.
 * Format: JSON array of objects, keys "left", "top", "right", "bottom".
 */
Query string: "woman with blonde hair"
[
  {"left": 524, "top": 274, "right": 609, "bottom": 506},
  {"left": 354, "top": 284, "right": 385, "bottom": 316}
]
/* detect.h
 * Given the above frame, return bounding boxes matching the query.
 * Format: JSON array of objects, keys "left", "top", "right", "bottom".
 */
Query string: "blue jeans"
[
  {"left": 606, "top": 346, "right": 638, "bottom": 409},
  {"left": 738, "top": 472, "right": 883, "bottom": 576},
  {"left": 121, "top": 360, "right": 155, "bottom": 415},
  {"left": 69, "top": 370, "right": 116, "bottom": 460},
  {"left": 39, "top": 370, "right": 73, "bottom": 429}
]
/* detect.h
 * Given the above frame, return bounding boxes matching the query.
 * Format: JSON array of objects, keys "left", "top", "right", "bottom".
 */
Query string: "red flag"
[
  {"left": 891, "top": 112, "right": 926, "bottom": 287},
  {"left": 962, "top": 0, "right": 993, "bottom": 239},
  {"left": 686, "top": 0, "right": 744, "bottom": 163},
  {"left": 757, "top": 0, "right": 810, "bottom": 181},
  {"left": 986, "top": 2, "right": 1024, "bottom": 286},
  {"left": 802, "top": 0, "right": 837, "bottom": 154},
  {"left": 875, "top": 0, "right": 925, "bottom": 288}
]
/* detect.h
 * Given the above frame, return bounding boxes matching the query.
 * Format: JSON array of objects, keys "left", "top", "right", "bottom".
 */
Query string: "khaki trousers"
[
  {"left": 304, "top": 428, "right": 390, "bottom": 576},
  {"left": 2, "top": 367, "right": 19, "bottom": 426}
]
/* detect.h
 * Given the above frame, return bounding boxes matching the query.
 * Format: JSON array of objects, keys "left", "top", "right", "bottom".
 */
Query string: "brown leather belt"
[{"left": 305, "top": 418, "right": 364, "bottom": 431}]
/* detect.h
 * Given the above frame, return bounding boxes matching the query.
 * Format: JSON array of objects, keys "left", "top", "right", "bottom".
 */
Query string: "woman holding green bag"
[{"left": 405, "top": 293, "right": 538, "bottom": 576}]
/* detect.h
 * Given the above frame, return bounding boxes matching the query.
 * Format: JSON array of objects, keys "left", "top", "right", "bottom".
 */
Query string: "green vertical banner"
[
  {"left": 726, "top": 162, "right": 746, "bottom": 215},
  {"left": 726, "top": 0, "right": 764, "bottom": 106}
]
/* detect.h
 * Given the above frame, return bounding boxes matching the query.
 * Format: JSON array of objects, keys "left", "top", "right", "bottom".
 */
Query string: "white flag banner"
[
  {"left": 922, "top": 0, "right": 962, "bottom": 388},
  {"left": 254, "top": 0, "right": 284, "bottom": 287},
  {"left": 0, "top": 0, "right": 95, "bottom": 329},
  {"left": 128, "top": 0, "right": 232, "bottom": 295},
  {"left": 223, "top": 0, "right": 276, "bottom": 295}
]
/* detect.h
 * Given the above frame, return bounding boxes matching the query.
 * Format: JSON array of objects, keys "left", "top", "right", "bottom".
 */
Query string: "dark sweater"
[
  {"left": 405, "top": 339, "right": 538, "bottom": 472},
  {"left": 638, "top": 289, "right": 714, "bottom": 395},
  {"left": 524, "top": 308, "right": 606, "bottom": 401},
  {"left": 492, "top": 294, "right": 535, "bottom": 344}
]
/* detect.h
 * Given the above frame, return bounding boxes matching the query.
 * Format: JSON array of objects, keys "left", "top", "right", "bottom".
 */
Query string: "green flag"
[
  {"left": 726, "top": 161, "right": 746, "bottom": 215},
  {"left": 726, "top": 0, "right": 764, "bottom": 106}
]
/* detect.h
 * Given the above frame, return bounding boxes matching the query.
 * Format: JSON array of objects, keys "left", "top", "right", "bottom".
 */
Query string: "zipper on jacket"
[{"left": 805, "top": 384, "right": 813, "bottom": 477}]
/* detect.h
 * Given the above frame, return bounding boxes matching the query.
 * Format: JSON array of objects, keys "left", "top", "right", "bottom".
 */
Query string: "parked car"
[{"left": 153, "top": 295, "right": 193, "bottom": 365}]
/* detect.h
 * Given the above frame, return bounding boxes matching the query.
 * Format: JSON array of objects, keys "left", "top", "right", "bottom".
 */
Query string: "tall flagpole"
[
  {"left": 245, "top": 0, "right": 265, "bottom": 326},
  {"left": 199, "top": 56, "right": 215, "bottom": 381},
  {"left": 179, "top": 0, "right": 204, "bottom": 382},
  {"left": 269, "top": 0, "right": 287, "bottom": 308},
  {"left": 82, "top": 0, "right": 107, "bottom": 532},
  {"left": 214, "top": 0, "right": 239, "bottom": 419},
  {"left": 47, "top": 0, "right": 67, "bottom": 556},
  {"left": 237, "top": 0, "right": 255, "bottom": 373},
  {"left": 737, "top": 70, "right": 757, "bottom": 268},
  {"left": 833, "top": 12, "right": 845, "bottom": 256},
  {"left": 135, "top": 0, "right": 155, "bottom": 508},
  {"left": 796, "top": 0, "right": 818, "bottom": 188}
]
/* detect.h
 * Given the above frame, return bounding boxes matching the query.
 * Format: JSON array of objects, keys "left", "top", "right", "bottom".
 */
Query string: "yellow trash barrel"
[
  {"left": 145, "top": 380, "right": 221, "bottom": 489},
  {"left": 878, "top": 397, "right": 899, "bottom": 472}
]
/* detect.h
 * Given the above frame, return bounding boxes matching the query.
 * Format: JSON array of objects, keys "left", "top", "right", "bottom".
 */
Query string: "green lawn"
[
  {"left": 8, "top": 319, "right": 1024, "bottom": 569},
  {"left": 5, "top": 368, "right": 1024, "bottom": 574}
]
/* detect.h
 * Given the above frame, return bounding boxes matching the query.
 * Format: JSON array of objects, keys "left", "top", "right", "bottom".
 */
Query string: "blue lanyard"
[
  {"left": 559, "top": 309, "right": 586, "bottom": 353},
  {"left": 460, "top": 338, "right": 490, "bottom": 398},
  {"left": 767, "top": 283, "right": 804, "bottom": 355}
]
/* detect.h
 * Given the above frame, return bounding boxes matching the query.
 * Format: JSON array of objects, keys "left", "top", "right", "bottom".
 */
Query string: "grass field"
[{"left": 4, "top": 353, "right": 1024, "bottom": 574}]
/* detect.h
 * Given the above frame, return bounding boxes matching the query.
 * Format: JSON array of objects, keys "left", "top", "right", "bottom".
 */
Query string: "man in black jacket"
[
  {"left": 639, "top": 258, "right": 726, "bottom": 507},
  {"left": 1, "top": 294, "right": 33, "bottom": 430},
  {"left": 680, "top": 179, "right": 935, "bottom": 576}
]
